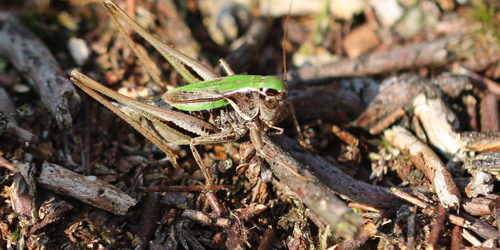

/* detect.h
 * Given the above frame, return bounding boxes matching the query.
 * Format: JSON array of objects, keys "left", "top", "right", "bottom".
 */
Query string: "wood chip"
[{"left": 384, "top": 126, "right": 461, "bottom": 209}]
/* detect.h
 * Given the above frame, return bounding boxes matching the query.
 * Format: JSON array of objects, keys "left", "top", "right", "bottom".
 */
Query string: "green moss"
[{"left": 470, "top": 0, "right": 500, "bottom": 38}]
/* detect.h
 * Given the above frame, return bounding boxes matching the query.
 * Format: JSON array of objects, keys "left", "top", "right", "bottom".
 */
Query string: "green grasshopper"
[{"left": 70, "top": 1, "right": 306, "bottom": 188}]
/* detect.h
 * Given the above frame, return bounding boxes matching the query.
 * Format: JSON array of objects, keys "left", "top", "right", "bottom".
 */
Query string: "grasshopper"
[{"left": 70, "top": 1, "right": 306, "bottom": 188}]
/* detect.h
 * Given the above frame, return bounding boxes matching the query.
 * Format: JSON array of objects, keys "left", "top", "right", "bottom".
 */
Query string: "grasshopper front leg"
[
  {"left": 247, "top": 122, "right": 310, "bottom": 180},
  {"left": 190, "top": 128, "right": 247, "bottom": 189}
]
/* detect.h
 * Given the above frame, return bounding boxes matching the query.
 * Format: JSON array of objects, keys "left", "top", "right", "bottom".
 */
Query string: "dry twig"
[
  {"left": 261, "top": 134, "right": 364, "bottom": 238},
  {"left": 0, "top": 12, "right": 81, "bottom": 129}
]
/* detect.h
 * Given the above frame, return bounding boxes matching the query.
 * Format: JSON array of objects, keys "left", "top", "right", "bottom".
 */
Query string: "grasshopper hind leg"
[
  {"left": 189, "top": 144, "right": 213, "bottom": 190},
  {"left": 70, "top": 70, "right": 180, "bottom": 168},
  {"left": 104, "top": 1, "right": 167, "bottom": 89}
]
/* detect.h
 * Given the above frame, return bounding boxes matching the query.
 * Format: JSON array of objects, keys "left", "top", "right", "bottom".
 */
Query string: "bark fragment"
[
  {"left": 354, "top": 74, "right": 442, "bottom": 134},
  {"left": 37, "top": 162, "right": 137, "bottom": 215},
  {"left": 462, "top": 197, "right": 493, "bottom": 216},
  {"left": 10, "top": 160, "right": 37, "bottom": 227},
  {"left": 460, "top": 131, "right": 500, "bottom": 152},
  {"left": 464, "top": 152, "right": 500, "bottom": 179}
]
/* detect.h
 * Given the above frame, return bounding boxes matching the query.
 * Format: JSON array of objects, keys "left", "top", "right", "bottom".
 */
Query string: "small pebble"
[{"left": 68, "top": 37, "right": 90, "bottom": 66}]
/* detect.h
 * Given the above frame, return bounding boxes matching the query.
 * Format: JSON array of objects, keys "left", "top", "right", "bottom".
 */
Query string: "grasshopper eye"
[
  {"left": 263, "top": 96, "right": 278, "bottom": 109},
  {"left": 261, "top": 88, "right": 279, "bottom": 97}
]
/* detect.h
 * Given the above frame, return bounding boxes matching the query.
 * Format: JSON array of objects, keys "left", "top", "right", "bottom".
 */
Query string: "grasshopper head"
[{"left": 258, "top": 76, "right": 288, "bottom": 126}]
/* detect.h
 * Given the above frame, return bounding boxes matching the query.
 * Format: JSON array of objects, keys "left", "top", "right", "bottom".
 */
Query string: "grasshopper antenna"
[
  {"left": 282, "top": 0, "right": 293, "bottom": 82},
  {"left": 282, "top": 0, "right": 308, "bottom": 148}
]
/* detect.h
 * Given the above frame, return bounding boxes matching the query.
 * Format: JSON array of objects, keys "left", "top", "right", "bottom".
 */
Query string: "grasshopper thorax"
[{"left": 258, "top": 76, "right": 287, "bottom": 93}]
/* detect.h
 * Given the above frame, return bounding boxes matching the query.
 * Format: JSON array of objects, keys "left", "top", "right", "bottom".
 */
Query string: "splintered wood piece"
[
  {"left": 37, "top": 162, "right": 137, "bottom": 215},
  {"left": 0, "top": 156, "right": 14, "bottom": 172},
  {"left": 462, "top": 229, "right": 481, "bottom": 247},
  {"left": 333, "top": 223, "right": 378, "bottom": 249},
  {"left": 331, "top": 125, "right": 363, "bottom": 172},
  {"left": 384, "top": 126, "right": 461, "bottom": 209},
  {"left": 459, "top": 131, "right": 500, "bottom": 152},
  {"left": 354, "top": 74, "right": 442, "bottom": 134},
  {"left": 494, "top": 198, "right": 500, "bottom": 232},
  {"left": 464, "top": 152, "right": 500, "bottom": 179},
  {"left": 460, "top": 212, "right": 499, "bottom": 240},
  {"left": 413, "top": 94, "right": 461, "bottom": 159}
]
